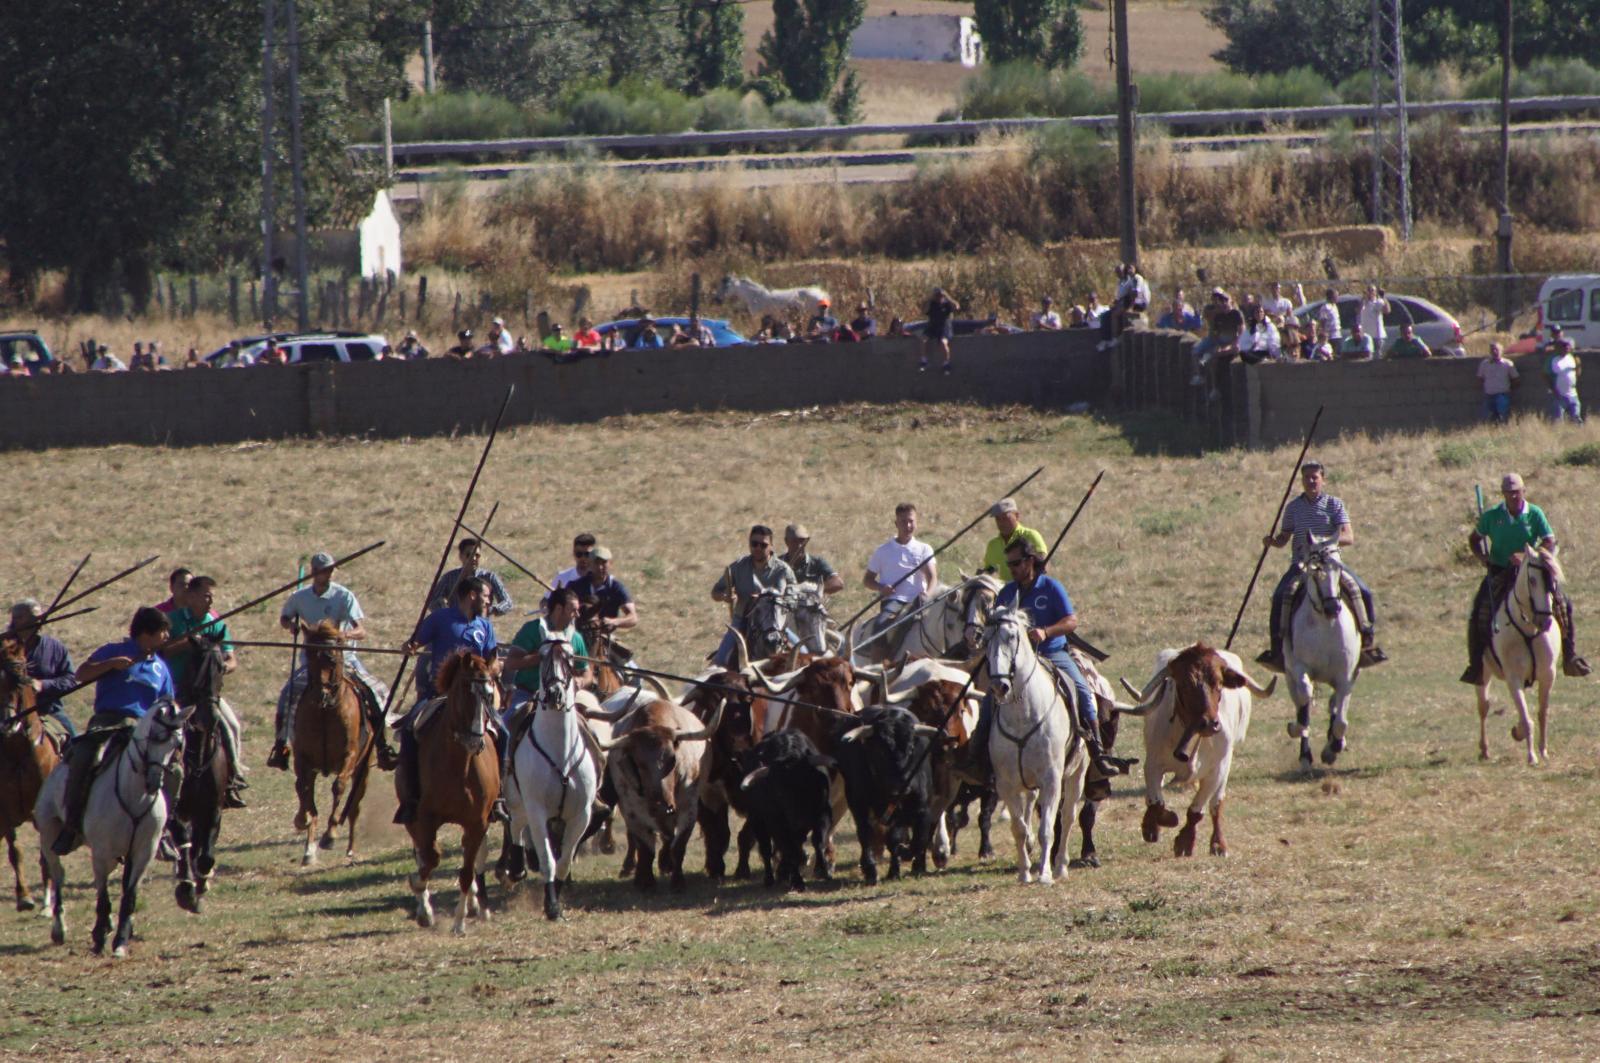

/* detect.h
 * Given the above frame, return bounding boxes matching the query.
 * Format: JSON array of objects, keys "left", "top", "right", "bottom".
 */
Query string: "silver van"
[{"left": 1536, "top": 275, "right": 1600, "bottom": 350}]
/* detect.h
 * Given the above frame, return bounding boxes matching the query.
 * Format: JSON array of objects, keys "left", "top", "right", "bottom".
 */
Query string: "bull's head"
[{"left": 1121, "top": 644, "right": 1274, "bottom": 762}]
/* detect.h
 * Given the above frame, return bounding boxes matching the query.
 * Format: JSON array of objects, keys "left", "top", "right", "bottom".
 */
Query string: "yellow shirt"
[{"left": 982, "top": 525, "right": 1048, "bottom": 572}]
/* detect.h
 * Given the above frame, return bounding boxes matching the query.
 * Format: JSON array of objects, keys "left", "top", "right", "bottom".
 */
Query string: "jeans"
[
  {"left": 42, "top": 704, "right": 77, "bottom": 739},
  {"left": 1550, "top": 393, "right": 1584, "bottom": 423},
  {"left": 1042, "top": 646, "right": 1099, "bottom": 733},
  {"left": 1270, "top": 562, "right": 1376, "bottom": 643},
  {"left": 1484, "top": 392, "right": 1511, "bottom": 422}
]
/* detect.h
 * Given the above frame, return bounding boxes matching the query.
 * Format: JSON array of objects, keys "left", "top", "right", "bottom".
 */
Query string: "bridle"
[
  {"left": 1302, "top": 548, "right": 1342, "bottom": 620},
  {"left": 1504, "top": 553, "right": 1557, "bottom": 641}
]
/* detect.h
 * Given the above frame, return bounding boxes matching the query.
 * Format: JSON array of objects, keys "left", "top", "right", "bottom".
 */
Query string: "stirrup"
[
  {"left": 266, "top": 745, "right": 290, "bottom": 771},
  {"left": 491, "top": 798, "right": 511, "bottom": 825},
  {"left": 1255, "top": 648, "right": 1285, "bottom": 675},
  {"left": 376, "top": 744, "right": 399, "bottom": 772},
  {"left": 1358, "top": 645, "right": 1389, "bottom": 668},
  {"left": 393, "top": 801, "right": 418, "bottom": 825},
  {"left": 223, "top": 785, "right": 248, "bottom": 809},
  {"left": 1459, "top": 664, "right": 1483, "bottom": 685},
  {"left": 1564, "top": 655, "right": 1593, "bottom": 678}
]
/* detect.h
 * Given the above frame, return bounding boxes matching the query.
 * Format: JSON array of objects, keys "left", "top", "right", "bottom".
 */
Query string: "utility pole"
[
  {"left": 285, "top": 0, "right": 311, "bottom": 332},
  {"left": 1496, "top": 0, "right": 1515, "bottom": 329},
  {"left": 260, "top": 0, "right": 278, "bottom": 325},
  {"left": 1113, "top": 0, "right": 1139, "bottom": 266},
  {"left": 423, "top": 19, "right": 437, "bottom": 94}
]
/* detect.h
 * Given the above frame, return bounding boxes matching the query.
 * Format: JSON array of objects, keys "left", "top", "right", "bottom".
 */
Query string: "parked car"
[
  {"left": 593, "top": 317, "right": 746, "bottom": 348},
  {"left": 204, "top": 331, "right": 388, "bottom": 366},
  {"left": 0, "top": 330, "right": 56, "bottom": 369},
  {"left": 902, "top": 318, "right": 1025, "bottom": 337},
  {"left": 1535, "top": 274, "right": 1600, "bottom": 350},
  {"left": 1293, "top": 293, "right": 1460, "bottom": 354}
]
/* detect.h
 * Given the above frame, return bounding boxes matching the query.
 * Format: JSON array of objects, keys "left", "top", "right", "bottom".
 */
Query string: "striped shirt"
[{"left": 1280, "top": 492, "right": 1349, "bottom": 561}]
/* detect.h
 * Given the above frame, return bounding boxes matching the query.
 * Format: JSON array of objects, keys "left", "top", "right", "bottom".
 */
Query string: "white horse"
[
  {"left": 1284, "top": 536, "right": 1362, "bottom": 771},
  {"left": 852, "top": 574, "right": 1000, "bottom": 666},
  {"left": 35, "top": 699, "right": 192, "bottom": 956},
  {"left": 714, "top": 275, "right": 830, "bottom": 320},
  {"left": 506, "top": 640, "right": 602, "bottom": 921},
  {"left": 983, "top": 606, "right": 1086, "bottom": 885},
  {"left": 1476, "top": 548, "right": 1564, "bottom": 765}
]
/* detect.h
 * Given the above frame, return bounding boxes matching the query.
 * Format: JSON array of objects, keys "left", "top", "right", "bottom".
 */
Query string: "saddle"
[
  {"left": 405, "top": 696, "right": 502, "bottom": 741},
  {"left": 87, "top": 726, "right": 135, "bottom": 781}
]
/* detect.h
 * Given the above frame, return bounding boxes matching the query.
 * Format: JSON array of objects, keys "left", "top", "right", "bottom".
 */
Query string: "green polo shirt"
[
  {"left": 510, "top": 618, "right": 588, "bottom": 692},
  {"left": 165, "top": 607, "right": 234, "bottom": 693},
  {"left": 1476, "top": 501, "right": 1554, "bottom": 567},
  {"left": 982, "top": 525, "right": 1049, "bottom": 573}
]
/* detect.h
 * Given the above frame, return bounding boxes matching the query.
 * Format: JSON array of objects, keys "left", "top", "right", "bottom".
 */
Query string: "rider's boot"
[
  {"left": 1358, "top": 628, "right": 1389, "bottom": 668},
  {"left": 266, "top": 743, "right": 291, "bottom": 771},
  {"left": 361, "top": 690, "right": 399, "bottom": 771},
  {"left": 1255, "top": 633, "right": 1285, "bottom": 675},
  {"left": 223, "top": 771, "right": 249, "bottom": 809},
  {"left": 1082, "top": 722, "right": 1133, "bottom": 778},
  {"left": 267, "top": 696, "right": 291, "bottom": 770},
  {"left": 50, "top": 741, "right": 94, "bottom": 856},
  {"left": 1558, "top": 595, "right": 1593, "bottom": 678},
  {"left": 1460, "top": 604, "right": 1487, "bottom": 684},
  {"left": 490, "top": 728, "right": 511, "bottom": 824}
]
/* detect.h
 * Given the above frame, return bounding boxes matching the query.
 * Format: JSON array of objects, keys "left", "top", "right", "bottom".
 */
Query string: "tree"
[
  {"left": 757, "top": 0, "right": 866, "bottom": 115},
  {"left": 680, "top": 0, "right": 745, "bottom": 95},
  {"left": 975, "top": 0, "right": 1084, "bottom": 68},
  {"left": 0, "top": 0, "right": 416, "bottom": 311},
  {"left": 1204, "top": 0, "right": 1371, "bottom": 82},
  {"left": 1404, "top": 0, "right": 1600, "bottom": 69}
]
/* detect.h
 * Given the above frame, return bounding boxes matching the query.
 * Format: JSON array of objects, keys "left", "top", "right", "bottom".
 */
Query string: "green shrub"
[
  {"left": 770, "top": 99, "right": 833, "bottom": 128},
  {"left": 384, "top": 91, "right": 530, "bottom": 142},
  {"left": 1556, "top": 442, "right": 1600, "bottom": 468}
]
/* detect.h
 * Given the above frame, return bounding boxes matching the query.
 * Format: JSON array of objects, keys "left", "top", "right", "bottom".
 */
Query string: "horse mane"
[
  {"left": 434, "top": 649, "right": 487, "bottom": 693},
  {"left": 309, "top": 619, "right": 342, "bottom": 643}
]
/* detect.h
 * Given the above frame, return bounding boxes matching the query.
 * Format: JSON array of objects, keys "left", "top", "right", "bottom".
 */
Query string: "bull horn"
[
  {"left": 675, "top": 699, "right": 723, "bottom": 744},
  {"left": 739, "top": 765, "right": 770, "bottom": 791},
  {"left": 1113, "top": 676, "right": 1169, "bottom": 718},
  {"left": 594, "top": 729, "right": 646, "bottom": 752},
  {"left": 785, "top": 646, "right": 801, "bottom": 672},
  {"left": 1227, "top": 668, "right": 1277, "bottom": 698},
  {"left": 881, "top": 687, "right": 918, "bottom": 706},
  {"left": 913, "top": 724, "right": 943, "bottom": 738},
  {"left": 730, "top": 625, "right": 751, "bottom": 673},
  {"left": 579, "top": 686, "right": 645, "bottom": 723},
  {"left": 641, "top": 675, "right": 673, "bottom": 702},
  {"left": 751, "top": 666, "right": 807, "bottom": 696},
  {"left": 840, "top": 724, "right": 874, "bottom": 742}
]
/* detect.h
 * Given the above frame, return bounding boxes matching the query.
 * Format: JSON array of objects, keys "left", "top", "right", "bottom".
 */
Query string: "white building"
[
  {"left": 850, "top": 13, "right": 983, "bottom": 67},
  {"left": 358, "top": 189, "right": 403, "bottom": 281}
]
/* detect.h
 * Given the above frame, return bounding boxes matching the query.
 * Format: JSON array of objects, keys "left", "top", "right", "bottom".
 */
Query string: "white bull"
[{"left": 1118, "top": 644, "right": 1275, "bottom": 858}]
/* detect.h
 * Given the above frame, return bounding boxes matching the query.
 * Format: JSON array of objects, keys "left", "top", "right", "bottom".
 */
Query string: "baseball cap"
[
  {"left": 990, "top": 498, "right": 1019, "bottom": 517},
  {"left": 590, "top": 545, "right": 613, "bottom": 562},
  {"left": 309, "top": 552, "right": 336, "bottom": 573},
  {"left": 785, "top": 523, "right": 810, "bottom": 541}
]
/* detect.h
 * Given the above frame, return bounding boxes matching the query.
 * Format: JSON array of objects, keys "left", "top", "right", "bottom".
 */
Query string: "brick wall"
[{"left": 0, "top": 330, "right": 1110, "bottom": 450}]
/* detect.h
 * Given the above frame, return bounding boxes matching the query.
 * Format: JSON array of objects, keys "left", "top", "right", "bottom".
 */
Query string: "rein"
[{"left": 987, "top": 618, "right": 1076, "bottom": 791}]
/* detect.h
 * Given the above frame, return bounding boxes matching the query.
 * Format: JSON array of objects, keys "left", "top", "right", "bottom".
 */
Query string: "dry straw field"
[{"left": 3, "top": 405, "right": 1599, "bottom": 1059}]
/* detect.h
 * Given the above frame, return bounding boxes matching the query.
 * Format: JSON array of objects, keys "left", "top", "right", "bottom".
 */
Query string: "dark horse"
[
  {"left": 170, "top": 633, "right": 230, "bottom": 913},
  {"left": 0, "top": 639, "right": 60, "bottom": 911}
]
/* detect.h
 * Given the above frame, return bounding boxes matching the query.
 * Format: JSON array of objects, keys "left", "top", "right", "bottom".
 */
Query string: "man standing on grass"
[
  {"left": 1546, "top": 338, "right": 1584, "bottom": 423},
  {"left": 1477, "top": 343, "right": 1519, "bottom": 423}
]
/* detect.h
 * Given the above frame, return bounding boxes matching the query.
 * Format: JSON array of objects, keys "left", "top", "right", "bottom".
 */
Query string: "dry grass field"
[{"left": 3, "top": 406, "right": 1599, "bottom": 1060}]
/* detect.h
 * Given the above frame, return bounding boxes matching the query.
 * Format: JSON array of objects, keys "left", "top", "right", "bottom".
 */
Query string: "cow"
[
  {"left": 684, "top": 670, "right": 761, "bottom": 881},
  {"left": 881, "top": 659, "right": 984, "bottom": 869},
  {"left": 598, "top": 696, "right": 721, "bottom": 890},
  {"left": 831, "top": 705, "right": 944, "bottom": 885},
  {"left": 1117, "top": 643, "right": 1275, "bottom": 858},
  {"left": 735, "top": 730, "right": 836, "bottom": 890}
]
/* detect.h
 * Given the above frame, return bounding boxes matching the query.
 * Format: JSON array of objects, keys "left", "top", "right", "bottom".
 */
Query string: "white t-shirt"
[
  {"left": 542, "top": 565, "right": 586, "bottom": 608},
  {"left": 867, "top": 537, "right": 935, "bottom": 604},
  {"left": 1316, "top": 302, "right": 1341, "bottom": 340},
  {"left": 1549, "top": 352, "right": 1579, "bottom": 397},
  {"left": 1132, "top": 274, "right": 1151, "bottom": 307},
  {"left": 1359, "top": 298, "right": 1387, "bottom": 345},
  {"left": 92, "top": 354, "right": 127, "bottom": 372},
  {"left": 1241, "top": 320, "right": 1280, "bottom": 358},
  {"left": 1033, "top": 310, "right": 1062, "bottom": 330},
  {"left": 1263, "top": 295, "right": 1293, "bottom": 319},
  {"left": 494, "top": 329, "right": 515, "bottom": 355}
]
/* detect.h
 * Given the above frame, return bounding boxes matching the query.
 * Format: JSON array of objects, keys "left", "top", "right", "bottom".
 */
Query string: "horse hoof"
[
  {"left": 112, "top": 944, "right": 128, "bottom": 959},
  {"left": 451, "top": 923, "right": 466, "bottom": 937},
  {"left": 1069, "top": 854, "right": 1101, "bottom": 870},
  {"left": 1299, "top": 754, "right": 1315, "bottom": 775},
  {"left": 1320, "top": 746, "right": 1339, "bottom": 766},
  {"left": 50, "top": 925, "right": 65, "bottom": 946},
  {"left": 301, "top": 853, "right": 315, "bottom": 867},
  {"left": 416, "top": 909, "right": 433, "bottom": 929},
  {"left": 16, "top": 896, "right": 35, "bottom": 912},
  {"left": 175, "top": 884, "right": 198, "bottom": 914},
  {"left": 1510, "top": 723, "right": 1527, "bottom": 742},
  {"left": 318, "top": 833, "right": 336, "bottom": 851}
]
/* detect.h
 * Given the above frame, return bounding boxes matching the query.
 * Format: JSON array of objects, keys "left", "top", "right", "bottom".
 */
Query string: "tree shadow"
[{"left": 1095, "top": 410, "right": 1213, "bottom": 457}]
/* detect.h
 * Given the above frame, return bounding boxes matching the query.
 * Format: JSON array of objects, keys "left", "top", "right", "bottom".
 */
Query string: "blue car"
[{"left": 594, "top": 317, "right": 747, "bottom": 348}]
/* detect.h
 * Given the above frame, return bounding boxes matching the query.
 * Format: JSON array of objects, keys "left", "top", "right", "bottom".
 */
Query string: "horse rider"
[
  {"left": 164, "top": 575, "right": 249, "bottom": 808},
  {"left": 7, "top": 598, "right": 78, "bottom": 739},
  {"left": 155, "top": 567, "right": 191, "bottom": 613},
  {"left": 541, "top": 532, "right": 596, "bottom": 609},
  {"left": 394, "top": 577, "right": 500, "bottom": 825},
  {"left": 1257, "top": 460, "right": 1388, "bottom": 673},
  {"left": 980, "top": 498, "right": 1047, "bottom": 575},
  {"left": 781, "top": 523, "right": 845, "bottom": 595},
  {"left": 267, "top": 551, "right": 397, "bottom": 771},
  {"left": 501, "top": 587, "right": 593, "bottom": 779},
  {"left": 50, "top": 607, "right": 177, "bottom": 855},
  {"left": 569, "top": 545, "right": 639, "bottom": 663},
  {"left": 712, "top": 525, "right": 796, "bottom": 666},
  {"left": 1462, "top": 472, "right": 1591, "bottom": 683},
  {"left": 419, "top": 537, "right": 514, "bottom": 695},
  {"left": 861, "top": 503, "right": 936, "bottom": 651}
]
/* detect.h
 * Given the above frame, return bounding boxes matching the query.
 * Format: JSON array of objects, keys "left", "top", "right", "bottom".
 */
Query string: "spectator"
[
  {"left": 128, "top": 342, "right": 163, "bottom": 371},
  {"left": 1339, "top": 323, "right": 1375, "bottom": 360},
  {"left": 1308, "top": 325, "right": 1335, "bottom": 362},
  {"left": 687, "top": 315, "right": 713, "bottom": 346},
  {"left": 1359, "top": 284, "right": 1390, "bottom": 351},
  {"left": 91, "top": 345, "right": 127, "bottom": 373},
  {"left": 886, "top": 317, "right": 908, "bottom": 338},
  {"left": 805, "top": 299, "right": 838, "bottom": 342},
  {"left": 848, "top": 303, "right": 877, "bottom": 339},
  {"left": 1066, "top": 306, "right": 1088, "bottom": 329},
  {"left": 1106, "top": 263, "right": 1149, "bottom": 340},
  {"left": 397, "top": 330, "right": 430, "bottom": 359},
  {"left": 445, "top": 330, "right": 474, "bottom": 359},
  {"left": 220, "top": 340, "right": 252, "bottom": 368},
  {"left": 1032, "top": 297, "right": 1063, "bottom": 331},
  {"left": 543, "top": 324, "right": 574, "bottom": 353},
  {"left": 378, "top": 344, "right": 395, "bottom": 360},
  {"left": 979, "top": 312, "right": 1008, "bottom": 335},
  {"left": 1192, "top": 289, "right": 1243, "bottom": 386},
  {"left": 573, "top": 317, "right": 602, "bottom": 351},
  {"left": 1477, "top": 342, "right": 1518, "bottom": 424},
  {"left": 631, "top": 318, "right": 665, "bottom": 349},
  {"left": 1387, "top": 322, "right": 1431, "bottom": 359},
  {"left": 1546, "top": 338, "right": 1584, "bottom": 423},
  {"left": 489, "top": 317, "right": 515, "bottom": 356},
  {"left": 1156, "top": 295, "right": 1202, "bottom": 333},
  {"left": 1238, "top": 304, "right": 1280, "bottom": 364},
  {"left": 256, "top": 338, "right": 288, "bottom": 366},
  {"left": 1316, "top": 286, "right": 1343, "bottom": 346},
  {"left": 1082, "top": 291, "right": 1107, "bottom": 328},
  {"left": 1262, "top": 281, "right": 1294, "bottom": 323},
  {"left": 919, "top": 287, "right": 959, "bottom": 374}
]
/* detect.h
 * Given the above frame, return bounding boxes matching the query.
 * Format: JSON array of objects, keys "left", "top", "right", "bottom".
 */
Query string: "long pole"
[
  {"left": 1113, "top": 0, "right": 1139, "bottom": 266},
  {"left": 45, "top": 553, "right": 92, "bottom": 615},
  {"left": 45, "top": 554, "right": 161, "bottom": 618},
  {"left": 452, "top": 517, "right": 553, "bottom": 593},
  {"left": 285, "top": 0, "right": 311, "bottom": 332},
  {"left": 1495, "top": 0, "right": 1515, "bottom": 330},
  {"left": 379, "top": 386, "right": 517, "bottom": 719},
  {"left": 1224, "top": 406, "right": 1324, "bottom": 650},
  {"left": 286, "top": 556, "right": 305, "bottom": 687},
  {"left": 837, "top": 466, "right": 1046, "bottom": 632},
  {"left": 260, "top": 0, "right": 278, "bottom": 324},
  {"left": 1043, "top": 471, "right": 1106, "bottom": 566}
]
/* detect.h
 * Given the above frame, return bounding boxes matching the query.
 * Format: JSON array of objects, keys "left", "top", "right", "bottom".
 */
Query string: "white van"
[{"left": 1536, "top": 275, "right": 1600, "bottom": 350}]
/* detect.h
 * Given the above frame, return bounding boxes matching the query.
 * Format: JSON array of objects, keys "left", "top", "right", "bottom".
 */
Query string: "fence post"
[
  {"left": 341, "top": 279, "right": 351, "bottom": 327},
  {"left": 228, "top": 276, "right": 240, "bottom": 324},
  {"left": 375, "top": 282, "right": 389, "bottom": 325},
  {"left": 249, "top": 279, "right": 258, "bottom": 321},
  {"left": 168, "top": 279, "right": 179, "bottom": 319},
  {"left": 417, "top": 275, "right": 428, "bottom": 322},
  {"left": 398, "top": 285, "right": 408, "bottom": 323},
  {"left": 154, "top": 276, "right": 165, "bottom": 311},
  {"left": 452, "top": 291, "right": 461, "bottom": 331},
  {"left": 188, "top": 277, "right": 199, "bottom": 318}
]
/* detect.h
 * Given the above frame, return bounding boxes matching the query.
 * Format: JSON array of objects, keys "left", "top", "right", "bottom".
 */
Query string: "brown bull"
[{"left": 602, "top": 697, "right": 720, "bottom": 891}]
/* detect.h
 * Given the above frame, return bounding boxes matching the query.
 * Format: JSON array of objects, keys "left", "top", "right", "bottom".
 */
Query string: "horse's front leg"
[
  {"left": 170, "top": 816, "right": 198, "bottom": 913},
  {"left": 90, "top": 855, "right": 114, "bottom": 956},
  {"left": 294, "top": 763, "right": 319, "bottom": 866},
  {"left": 112, "top": 855, "right": 143, "bottom": 957},
  {"left": 1476, "top": 679, "right": 1493, "bottom": 760},
  {"left": 1507, "top": 683, "right": 1538, "bottom": 766},
  {"left": 454, "top": 824, "right": 487, "bottom": 935},
  {"left": 408, "top": 827, "right": 440, "bottom": 929},
  {"left": 1536, "top": 671, "right": 1554, "bottom": 763},
  {"left": 321, "top": 776, "right": 344, "bottom": 852},
  {"left": 5, "top": 830, "right": 32, "bottom": 911}
]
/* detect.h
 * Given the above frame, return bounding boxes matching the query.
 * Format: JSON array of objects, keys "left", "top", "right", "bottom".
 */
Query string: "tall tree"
[
  {"left": 757, "top": 0, "right": 866, "bottom": 113},
  {"left": 680, "top": 0, "right": 745, "bottom": 94},
  {"left": 975, "top": 0, "right": 1084, "bottom": 68},
  {"left": 1204, "top": 0, "right": 1370, "bottom": 82},
  {"left": 0, "top": 0, "right": 417, "bottom": 311}
]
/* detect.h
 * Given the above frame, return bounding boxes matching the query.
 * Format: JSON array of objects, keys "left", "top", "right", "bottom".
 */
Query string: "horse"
[
  {"left": 169, "top": 633, "right": 232, "bottom": 912},
  {"left": 0, "top": 639, "right": 59, "bottom": 912},
  {"left": 404, "top": 650, "right": 501, "bottom": 934},
  {"left": 1475, "top": 548, "right": 1565, "bottom": 765},
  {"left": 780, "top": 582, "right": 839, "bottom": 656},
  {"left": 292, "top": 621, "right": 375, "bottom": 866},
  {"left": 507, "top": 638, "right": 601, "bottom": 920},
  {"left": 854, "top": 573, "right": 1000, "bottom": 665},
  {"left": 36, "top": 698, "right": 192, "bottom": 956},
  {"left": 713, "top": 275, "right": 829, "bottom": 320},
  {"left": 982, "top": 606, "right": 1086, "bottom": 885},
  {"left": 1283, "top": 536, "right": 1362, "bottom": 771}
]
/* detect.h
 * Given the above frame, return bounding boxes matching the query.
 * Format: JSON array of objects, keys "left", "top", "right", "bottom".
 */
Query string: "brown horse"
[
  {"left": 405, "top": 650, "right": 501, "bottom": 934},
  {"left": 292, "top": 622, "right": 375, "bottom": 866},
  {"left": 582, "top": 627, "right": 625, "bottom": 701},
  {"left": 0, "top": 639, "right": 59, "bottom": 911}
]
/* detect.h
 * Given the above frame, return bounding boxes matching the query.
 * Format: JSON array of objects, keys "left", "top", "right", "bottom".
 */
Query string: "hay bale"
[{"left": 1279, "top": 225, "right": 1395, "bottom": 262}]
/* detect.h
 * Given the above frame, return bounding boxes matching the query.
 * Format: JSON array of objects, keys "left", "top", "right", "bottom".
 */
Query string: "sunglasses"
[
  {"left": 1006, "top": 558, "right": 1028, "bottom": 569},
  {"left": 749, "top": 540, "right": 772, "bottom": 549},
  {"left": 574, "top": 550, "right": 591, "bottom": 558}
]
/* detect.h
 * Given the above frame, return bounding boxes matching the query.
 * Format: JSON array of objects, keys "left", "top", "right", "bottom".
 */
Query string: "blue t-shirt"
[
  {"left": 413, "top": 606, "right": 498, "bottom": 694},
  {"left": 997, "top": 575, "right": 1075, "bottom": 655},
  {"left": 86, "top": 640, "right": 176, "bottom": 719}
]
